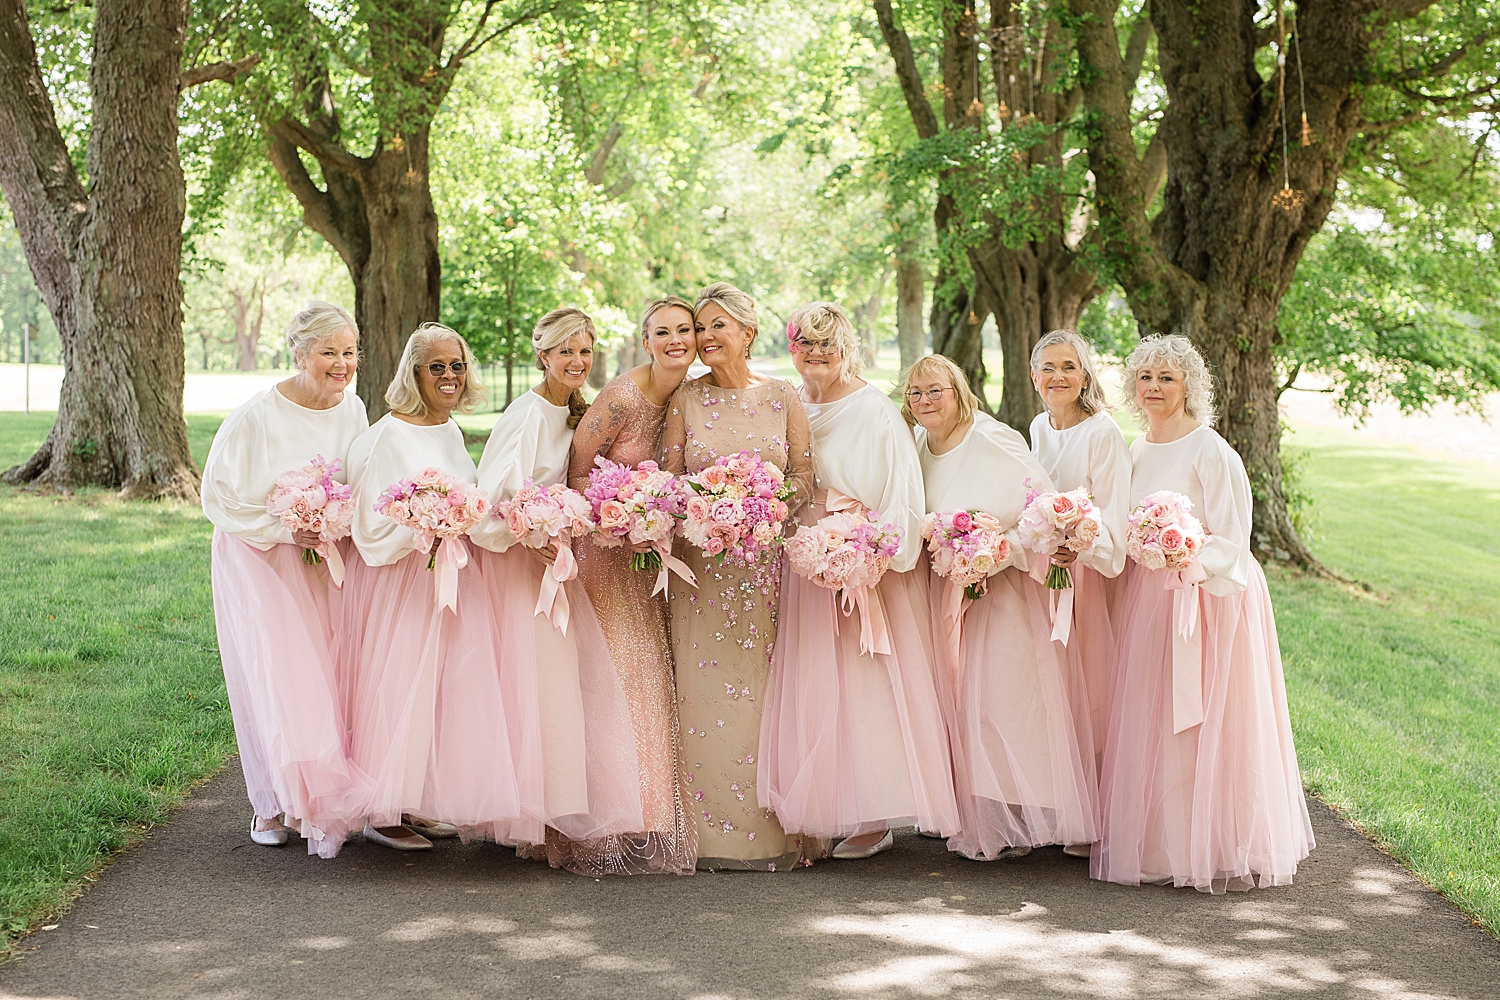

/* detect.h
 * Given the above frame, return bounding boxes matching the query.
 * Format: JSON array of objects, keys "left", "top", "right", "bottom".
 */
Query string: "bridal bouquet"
[
  {"left": 267, "top": 455, "right": 355, "bottom": 582},
  {"left": 921, "top": 508, "right": 1010, "bottom": 600},
  {"left": 375, "top": 469, "right": 488, "bottom": 613},
  {"left": 784, "top": 503, "right": 902, "bottom": 593},
  {"left": 1126, "top": 491, "right": 1205, "bottom": 572},
  {"left": 583, "top": 456, "right": 685, "bottom": 572},
  {"left": 679, "top": 450, "right": 793, "bottom": 563},
  {"left": 494, "top": 479, "right": 594, "bottom": 633},
  {"left": 1017, "top": 485, "right": 1102, "bottom": 591}
]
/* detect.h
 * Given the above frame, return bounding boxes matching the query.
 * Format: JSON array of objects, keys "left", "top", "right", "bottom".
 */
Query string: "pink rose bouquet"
[
  {"left": 267, "top": 455, "right": 355, "bottom": 583},
  {"left": 584, "top": 456, "right": 696, "bottom": 595},
  {"left": 785, "top": 498, "right": 904, "bottom": 655},
  {"left": 375, "top": 468, "right": 488, "bottom": 612},
  {"left": 1017, "top": 485, "right": 1103, "bottom": 591},
  {"left": 679, "top": 450, "right": 793, "bottom": 564},
  {"left": 494, "top": 479, "right": 594, "bottom": 632},
  {"left": 920, "top": 508, "right": 1011, "bottom": 600},
  {"left": 1126, "top": 491, "right": 1205, "bottom": 572}
]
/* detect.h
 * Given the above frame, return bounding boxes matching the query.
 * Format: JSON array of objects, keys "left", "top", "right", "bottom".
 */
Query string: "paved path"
[{"left": 3, "top": 761, "right": 1498, "bottom": 1000}]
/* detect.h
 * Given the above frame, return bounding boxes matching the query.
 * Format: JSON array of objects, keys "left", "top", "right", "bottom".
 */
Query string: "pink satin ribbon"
[
  {"left": 1163, "top": 562, "right": 1207, "bottom": 733},
  {"left": 419, "top": 534, "right": 467, "bottom": 614},
  {"left": 836, "top": 584, "right": 893, "bottom": 657},
  {"left": 535, "top": 540, "right": 576, "bottom": 635},
  {"left": 650, "top": 541, "right": 698, "bottom": 598},
  {"left": 1028, "top": 557, "right": 1074, "bottom": 646},
  {"left": 316, "top": 541, "right": 346, "bottom": 588},
  {"left": 941, "top": 579, "right": 972, "bottom": 674}
]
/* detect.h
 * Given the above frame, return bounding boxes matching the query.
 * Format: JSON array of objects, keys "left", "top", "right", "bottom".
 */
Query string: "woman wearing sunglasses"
[{"left": 343, "top": 323, "right": 524, "bottom": 851}]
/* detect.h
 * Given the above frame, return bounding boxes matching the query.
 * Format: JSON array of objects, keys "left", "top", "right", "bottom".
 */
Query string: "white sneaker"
[
  {"left": 250, "top": 816, "right": 289, "bottom": 847},
  {"left": 363, "top": 823, "right": 433, "bottom": 851},
  {"left": 831, "top": 829, "right": 894, "bottom": 860}
]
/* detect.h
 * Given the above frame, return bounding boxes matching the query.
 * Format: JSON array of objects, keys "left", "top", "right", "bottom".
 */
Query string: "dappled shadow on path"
[{"left": 2, "top": 762, "right": 1496, "bottom": 1000}]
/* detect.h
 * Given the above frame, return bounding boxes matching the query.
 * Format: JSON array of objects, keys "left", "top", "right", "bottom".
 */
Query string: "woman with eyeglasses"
[
  {"left": 904, "top": 355, "right": 1098, "bottom": 863},
  {"left": 537, "top": 296, "right": 701, "bottom": 876},
  {"left": 343, "top": 323, "right": 523, "bottom": 851},
  {"left": 1028, "top": 331, "right": 1131, "bottom": 807},
  {"left": 201, "top": 301, "right": 369, "bottom": 856},
  {"left": 756, "top": 303, "right": 959, "bottom": 862},
  {"left": 662, "top": 282, "right": 819, "bottom": 871},
  {"left": 467, "top": 307, "right": 645, "bottom": 854}
]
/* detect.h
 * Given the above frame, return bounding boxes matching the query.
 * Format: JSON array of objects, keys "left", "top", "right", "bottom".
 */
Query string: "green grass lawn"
[{"left": 1, "top": 411, "right": 1498, "bottom": 951}]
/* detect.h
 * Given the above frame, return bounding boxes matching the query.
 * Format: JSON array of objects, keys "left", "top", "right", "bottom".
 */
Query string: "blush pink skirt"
[
  {"left": 473, "top": 546, "right": 645, "bottom": 845},
  {"left": 760, "top": 567, "right": 960, "bottom": 839},
  {"left": 931, "top": 564, "right": 1099, "bottom": 858},
  {"left": 343, "top": 544, "right": 522, "bottom": 832},
  {"left": 1091, "top": 560, "right": 1314, "bottom": 891},
  {"left": 1068, "top": 564, "right": 1121, "bottom": 773},
  {"left": 210, "top": 531, "right": 369, "bottom": 858}
]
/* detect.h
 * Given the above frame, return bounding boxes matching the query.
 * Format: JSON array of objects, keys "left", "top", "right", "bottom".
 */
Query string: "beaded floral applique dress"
[
  {"left": 522, "top": 373, "right": 698, "bottom": 875},
  {"left": 663, "top": 374, "right": 822, "bottom": 871}
]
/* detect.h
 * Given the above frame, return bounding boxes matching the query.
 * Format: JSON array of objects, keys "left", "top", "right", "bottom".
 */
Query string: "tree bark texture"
[
  {"left": 1069, "top": 0, "right": 1429, "bottom": 566},
  {"left": 875, "top": 0, "right": 1099, "bottom": 436},
  {"left": 894, "top": 251, "right": 926, "bottom": 371},
  {"left": 0, "top": 0, "right": 198, "bottom": 498}
]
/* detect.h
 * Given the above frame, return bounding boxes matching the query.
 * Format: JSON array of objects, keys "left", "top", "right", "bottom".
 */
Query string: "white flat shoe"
[
  {"left": 250, "top": 816, "right": 289, "bottom": 847},
  {"left": 1063, "top": 843, "right": 1092, "bottom": 858},
  {"left": 914, "top": 826, "right": 945, "bottom": 840},
  {"left": 831, "top": 830, "right": 894, "bottom": 860},
  {"left": 959, "top": 844, "right": 1032, "bottom": 862},
  {"left": 403, "top": 816, "right": 459, "bottom": 840},
  {"left": 363, "top": 823, "right": 433, "bottom": 851}
]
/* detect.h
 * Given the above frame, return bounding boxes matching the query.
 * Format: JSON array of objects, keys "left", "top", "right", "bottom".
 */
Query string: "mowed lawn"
[{"left": 0, "top": 412, "right": 1498, "bottom": 954}]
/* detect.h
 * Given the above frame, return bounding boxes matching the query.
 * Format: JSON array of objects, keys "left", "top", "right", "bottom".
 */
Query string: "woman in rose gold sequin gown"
[
  {"left": 663, "top": 283, "right": 820, "bottom": 871},
  {"left": 523, "top": 297, "right": 700, "bottom": 875}
]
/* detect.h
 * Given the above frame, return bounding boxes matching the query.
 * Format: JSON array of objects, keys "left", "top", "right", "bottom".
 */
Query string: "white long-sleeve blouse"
[
  {"left": 345, "top": 414, "right": 478, "bottom": 567},
  {"left": 1029, "top": 409, "right": 1131, "bottom": 578},
  {"left": 468, "top": 391, "right": 573, "bottom": 554}
]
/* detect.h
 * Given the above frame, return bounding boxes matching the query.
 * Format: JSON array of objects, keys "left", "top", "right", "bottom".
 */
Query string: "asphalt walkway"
[{"left": 3, "top": 759, "right": 1497, "bottom": 1000}]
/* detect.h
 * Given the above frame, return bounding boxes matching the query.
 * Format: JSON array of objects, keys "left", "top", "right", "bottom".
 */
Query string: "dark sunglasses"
[{"left": 420, "top": 362, "right": 468, "bottom": 376}]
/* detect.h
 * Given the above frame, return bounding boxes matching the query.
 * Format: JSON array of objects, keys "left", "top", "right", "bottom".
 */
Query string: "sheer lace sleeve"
[
  {"left": 781, "top": 383, "right": 815, "bottom": 517},
  {"left": 568, "top": 382, "right": 629, "bottom": 490},
  {"left": 661, "top": 387, "right": 688, "bottom": 475}
]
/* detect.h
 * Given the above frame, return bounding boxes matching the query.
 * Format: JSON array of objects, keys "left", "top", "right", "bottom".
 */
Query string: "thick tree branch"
[
  {"left": 1390, "top": 31, "right": 1497, "bottom": 82},
  {"left": 1123, "top": 6, "right": 1152, "bottom": 97},
  {"left": 873, "top": 0, "right": 942, "bottom": 140},
  {"left": 447, "top": 0, "right": 569, "bottom": 70},
  {"left": 269, "top": 114, "right": 367, "bottom": 178},
  {"left": 586, "top": 121, "right": 624, "bottom": 187},
  {"left": 265, "top": 133, "right": 351, "bottom": 262},
  {"left": 180, "top": 54, "right": 261, "bottom": 90}
]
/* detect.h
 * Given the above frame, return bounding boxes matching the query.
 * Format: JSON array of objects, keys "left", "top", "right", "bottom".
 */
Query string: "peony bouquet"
[
  {"left": 375, "top": 468, "right": 488, "bottom": 612},
  {"left": 679, "top": 450, "right": 793, "bottom": 564},
  {"left": 584, "top": 456, "right": 684, "bottom": 572},
  {"left": 784, "top": 503, "right": 903, "bottom": 593},
  {"left": 921, "top": 508, "right": 1011, "bottom": 600},
  {"left": 267, "top": 455, "right": 355, "bottom": 582},
  {"left": 1017, "top": 485, "right": 1103, "bottom": 591},
  {"left": 1126, "top": 491, "right": 1205, "bottom": 572},
  {"left": 494, "top": 479, "right": 595, "bottom": 632}
]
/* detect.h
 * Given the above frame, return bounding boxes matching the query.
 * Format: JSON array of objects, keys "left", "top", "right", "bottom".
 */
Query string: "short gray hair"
[
  {"left": 1030, "top": 329, "right": 1110, "bottom": 416},
  {"left": 788, "top": 301, "right": 864, "bottom": 382},
  {"left": 286, "top": 301, "right": 357, "bottom": 368},
  {"left": 1121, "top": 334, "right": 1215, "bottom": 428},
  {"left": 385, "top": 322, "right": 487, "bottom": 417}
]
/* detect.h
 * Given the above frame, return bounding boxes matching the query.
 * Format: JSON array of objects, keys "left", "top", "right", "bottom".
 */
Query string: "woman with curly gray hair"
[
  {"left": 1093, "top": 334, "right": 1313, "bottom": 892},
  {"left": 1028, "top": 330, "right": 1131, "bottom": 811}
]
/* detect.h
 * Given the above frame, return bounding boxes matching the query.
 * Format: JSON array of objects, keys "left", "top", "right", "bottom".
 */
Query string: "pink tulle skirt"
[
  {"left": 1068, "top": 565, "right": 1119, "bottom": 771},
  {"left": 1091, "top": 560, "right": 1314, "bottom": 892},
  {"left": 931, "top": 563, "right": 1099, "bottom": 858},
  {"left": 210, "top": 531, "right": 369, "bottom": 858},
  {"left": 760, "top": 567, "right": 960, "bottom": 838},
  {"left": 343, "top": 543, "right": 522, "bottom": 831},
  {"left": 474, "top": 546, "right": 645, "bottom": 845}
]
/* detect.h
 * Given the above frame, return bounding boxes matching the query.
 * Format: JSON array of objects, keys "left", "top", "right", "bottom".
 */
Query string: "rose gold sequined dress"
[
  {"left": 524, "top": 373, "right": 698, "bottom": 875},
  {"left": 663, "top": 375, "right": 821, "bottom": 871}
]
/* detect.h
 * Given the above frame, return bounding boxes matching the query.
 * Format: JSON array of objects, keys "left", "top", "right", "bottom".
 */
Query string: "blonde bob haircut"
[
  {"left": 286, "top": 301, "right": 357, "bottom": 368},
  {"left": 532, "top": 307, "right": 594, "bottom": 429},
  {"left": 1121, "top": 333, "right": 1216, "bottom": 428},
  {"left": 694, "top": 281, "right": 759, "bottom": 351},
  {"left": 787, "top": 301, "right": 864, "bottom": 382},
  {"left": 898, "top": 354, "right": 980, "bottom": 428},
  {"left": 385, "top": 321, "right": 488, "bottom": 417},
  {"left": 1030, "top": 329, "right": 1110, "bottom": 416},
  {"left": 639, "top": 295, "right": 696, "bottom": 340}
]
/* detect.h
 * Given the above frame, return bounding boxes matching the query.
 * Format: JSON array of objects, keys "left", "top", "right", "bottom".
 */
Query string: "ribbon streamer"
[
  {"left": 317, "top": 540, "right": 346, "bottom": 589},
  {"left": 534, "top": 540, "right": 576, "bottom": 635},
  {"left": 834, "top": 584, "right": 893, "bottom": 657},
  {"left": 651, "top": 541, "right": 698, "bottom": 598},
  {"left": 430, "top": 535, "right": 468, "bottom": 614},
  {"left": 1027, "top": 557, "right": 1074, "bottom": 646},
  {"left": 941, "top": 580, "right": 972, "bottom": 683},
  {"left": 1163, "top": 562, "right": 1207, "bottom": 733}
]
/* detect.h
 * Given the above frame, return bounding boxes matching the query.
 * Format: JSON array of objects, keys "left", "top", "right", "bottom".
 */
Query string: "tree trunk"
[
  {"left": 895, "top": 253, "right": 925, "bottom": 371},
  {"left": 0, "top": 0, "right": 198, "bottom": 498}
]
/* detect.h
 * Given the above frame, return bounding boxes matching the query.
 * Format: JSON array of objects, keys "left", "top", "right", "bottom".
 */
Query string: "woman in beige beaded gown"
[
  {"left": 526, "top": 296, "right": 700, "bottom": 875},
  {"left": 663, "top": 282, "right": 820, "bottom": 871}
]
